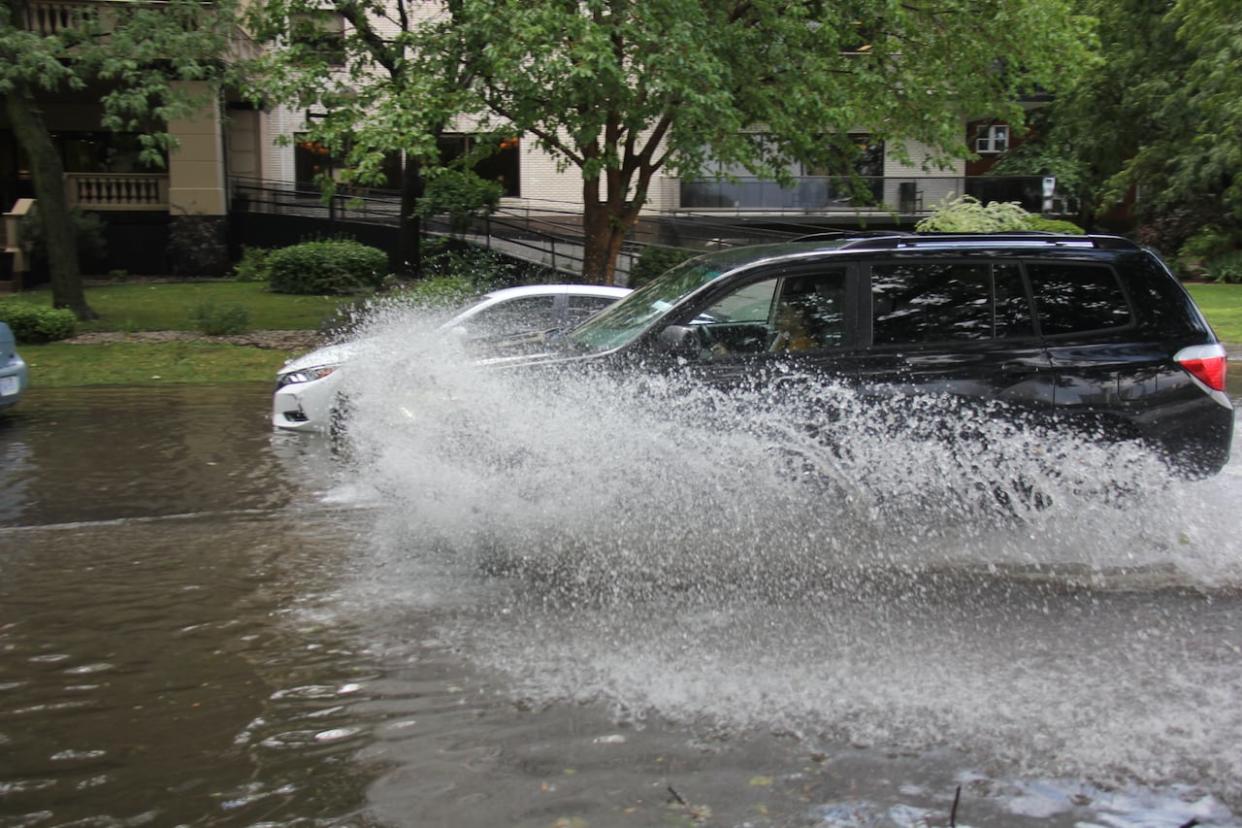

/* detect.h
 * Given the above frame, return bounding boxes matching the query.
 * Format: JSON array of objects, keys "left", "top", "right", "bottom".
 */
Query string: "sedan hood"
[{"left": 279, "top": 342, "right": 359, "bottom": 374}]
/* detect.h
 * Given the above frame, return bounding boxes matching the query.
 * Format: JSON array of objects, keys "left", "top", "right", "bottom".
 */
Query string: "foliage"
[
  {"left": 415, "top": 169, "right": 503, "bottom": 233},
  {"left": 1208, "top": 251, "right": 1242, "bottom": 285},
  {"left": 0, "top": 302, "right": 78, "bottom": 343},
  {"left": 243, "top": 0, "right": 1093, "bottom": 284},
  {"left": 18, "top": 209, "right": 107, "bottom": 272},
  {"left": 1016, "top": 0, "right": 1242, "bottom": 238},
  {"left": 1175, "top": 226, "right": 1237, "bottom": 277},
  {"left": 0, "top": 0, "right": 241, "bottom": 312},
  {"left": 0, "top": 282, "right": 353, "bottom": 333},
  {"left": 917, "top": 195, "right": 1032, "bottom": 233},
  {"left": 168, "top": 216, "right": 230, "bottom": 277},
  {"left": 267, "top": 240, "right": 388, "bottom": 295},
  {"left": 629, "top": 246, "right": 697, "bottom": 289},
  {"left": 188, "top": 301, "right": 251, "bottom": 335},
  {"left": 1025, "top": 216, "right": 1086, "bottom": 235},
  {"left": 421, "top": 238, "right": 557, "bottom": 287},
  {"left": 232, "top": 246, "right": 274, "bottom": 282}
]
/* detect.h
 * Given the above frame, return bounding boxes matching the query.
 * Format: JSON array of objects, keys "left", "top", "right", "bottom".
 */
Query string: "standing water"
[{"left": 2, "top": 311, "right": 1242, "bottom": 827}]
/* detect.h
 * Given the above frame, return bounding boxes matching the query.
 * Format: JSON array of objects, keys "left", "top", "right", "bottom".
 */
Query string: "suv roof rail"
[
  {"left": 792, "top": 230, "right": 914, "bottom": 243},
  {"left": 828, "top": 233, "right": 1141, "bottom": 252}
]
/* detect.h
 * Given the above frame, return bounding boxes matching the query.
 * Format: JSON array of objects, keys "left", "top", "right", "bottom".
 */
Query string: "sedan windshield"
[{"left": 566, "top": 258, "right": 724, "bottom": 352}]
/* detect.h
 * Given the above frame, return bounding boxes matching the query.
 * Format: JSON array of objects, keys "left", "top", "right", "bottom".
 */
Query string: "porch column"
[{"left": 167, "top": 81, "right": 226, "bottom": 215}]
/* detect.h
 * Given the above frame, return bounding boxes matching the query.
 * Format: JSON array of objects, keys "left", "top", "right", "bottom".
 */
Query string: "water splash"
[{"left": 331, "top": 306, "right": 1242, "bottom": 803}]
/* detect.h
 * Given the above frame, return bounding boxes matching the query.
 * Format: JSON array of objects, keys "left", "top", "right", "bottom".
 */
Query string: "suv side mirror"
[{"left": 654, "top": 325, "right": 700, "bottom": 359}]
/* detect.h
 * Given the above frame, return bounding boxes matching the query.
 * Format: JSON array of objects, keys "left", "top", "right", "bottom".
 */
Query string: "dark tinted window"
[
  {"left": 1028, "top": 264, "right": 1131, "bottom": 335},
  {"left": 773, "top": 271, "right": 847, "bottom": 351},
  {"left": 872, "top": 262, "right": 1033, "bottom": 345}
]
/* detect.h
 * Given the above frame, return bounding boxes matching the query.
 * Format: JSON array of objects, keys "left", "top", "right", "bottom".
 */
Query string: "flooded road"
[{"left": 2, "top": 384, "right": 1242, "bottom": 827}]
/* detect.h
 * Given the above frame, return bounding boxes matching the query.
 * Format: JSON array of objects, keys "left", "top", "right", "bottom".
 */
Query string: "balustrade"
[{"left": 65, "top": 173, "right": 169, "bottom": 211}]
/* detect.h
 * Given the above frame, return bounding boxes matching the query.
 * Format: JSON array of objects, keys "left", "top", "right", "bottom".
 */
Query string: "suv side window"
[
  {"left": 871, "top": 262, "right": 1033, "bottom": 345},
  {"left": 692, "top": 269, "right": 847, "bottom": 358},
  {"left": 1027, "top": 263, "right": 1132, "bottom": 335}
]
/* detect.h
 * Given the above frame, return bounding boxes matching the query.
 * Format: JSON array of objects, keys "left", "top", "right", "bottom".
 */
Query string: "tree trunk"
[
  {"left": 581, "top": 186, "right": 637, "bottom": 286},
  {"left": 398, "top": 154, "right": 423, "bottom": 278},
  {"left": 4, "top": 88, "right": 96, "bottom": 319}
]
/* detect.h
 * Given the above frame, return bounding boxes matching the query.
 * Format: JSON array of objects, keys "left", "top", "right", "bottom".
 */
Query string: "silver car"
[{"left": 0, "top": 321, "right": 29, "bottom": 412}]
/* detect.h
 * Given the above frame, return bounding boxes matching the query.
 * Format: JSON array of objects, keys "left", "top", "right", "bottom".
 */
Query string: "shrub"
[
  {"left": 188, "top": 301, "right": 251, "bottom": 335},
  {"left": 1025, "top": 216, "right": 1086, "bottom": 235},
  {"left": 18, "top": 208, "right": 108, "bottom": 273},
  {"left": 421, "top": 237, "right": 556, "bottom": 287},
  {"left": 169, "top": 215, "right": 229, "bottom": 277},
  {"left": 267, "top": 239, "right": 388, "bottom": 295},
  {"left": 232, "top": 246, "right": 273, "bottom": 282},
  {"left": 1176, "top": 226, "right": 1236, "bottom": 277},
  {"left": 416, "top": 169, "right": 504, "bottom": 234},
  {"left": 0, "top": 302, "right": 78, "bottom": 343},
  {"left": 628, "top": 245, "right": 697, "bottom": 289},
  {"left": 1208, "top": 250, "right": 1242, "bottom": 284},
  {"left": 917, "top": 194, "right": 1032, "bottom": 232}
]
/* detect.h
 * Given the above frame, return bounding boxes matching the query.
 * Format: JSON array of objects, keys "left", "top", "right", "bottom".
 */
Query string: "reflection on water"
[{"left": 1, "top": 378, "right": 1241, "bottom": 827}]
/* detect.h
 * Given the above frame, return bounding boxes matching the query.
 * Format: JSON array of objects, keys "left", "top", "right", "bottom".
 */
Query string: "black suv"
[{"left": 505, "top": 234, "right": 1234, "bottom": 476}]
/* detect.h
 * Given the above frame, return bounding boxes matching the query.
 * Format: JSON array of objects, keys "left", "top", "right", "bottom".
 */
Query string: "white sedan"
[{"left": 273, "top": 284, "right": 631, "bottom": 431}]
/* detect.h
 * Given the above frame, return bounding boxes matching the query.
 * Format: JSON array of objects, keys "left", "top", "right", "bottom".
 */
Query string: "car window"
[
  {"left": 460, "top": 296, "right": 558, "bottom": 337},
  {"left": 565, "top": 295, "right": 619, "bottom": 327},
  {"left": 693, "top": 269, "right": 846, "bottom": 358},
  {"left": 871, "top": 262, "right": 1033, "bottom": 345},
  {"left": 1027, "top": 263, "right": 1131, "bottom": 335}
]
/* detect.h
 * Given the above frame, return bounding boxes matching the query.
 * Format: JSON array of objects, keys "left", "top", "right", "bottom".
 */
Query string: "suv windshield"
[{"left": 567, "top": 257, "right": 724, "bottom": 352}]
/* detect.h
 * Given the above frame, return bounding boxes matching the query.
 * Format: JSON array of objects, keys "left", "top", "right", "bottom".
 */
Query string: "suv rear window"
[
  {"left": 871, "top": 262, "right": 1033, "bottom": 345},
  {"left": 1027, "top": 263, "right": 1131, "bottom": 335}
]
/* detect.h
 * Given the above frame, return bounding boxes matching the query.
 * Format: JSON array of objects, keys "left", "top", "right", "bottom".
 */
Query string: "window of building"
[
  {"left": 1027, "top": 263, "right": 1132, "bottom": 335},
  {"left": 436, "top": 134, "right": 520, "bottom": 198},
  {"left": 290, "top": 11, "right": 346, "bottom": 66},
  {"left": 294, "top": 133, "right": 336, "bottom": 189},
  {"left": 974, "top": 124, "right": 1009, "bottom": 154},
  {"left": 871, "top": 262, "right": 1033, "bottom": 345}
]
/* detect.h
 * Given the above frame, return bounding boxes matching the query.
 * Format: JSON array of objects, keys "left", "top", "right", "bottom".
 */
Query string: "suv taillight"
[{"left": 1174, "top": 344, "right": 1228, "bottom": 392}]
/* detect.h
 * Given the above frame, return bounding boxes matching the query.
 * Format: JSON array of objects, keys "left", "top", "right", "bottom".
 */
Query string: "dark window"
[
  {"left": 436, "top": 134, "right": 521, "bottom": 198},
  {"left": 294, "top": 133, "right": 335, "bottom": 189},
  {"left": 291, "top": 12, "right": 346, "bottom": 66},
  {"left": 772, "top": 270, "right": 847, "bottom": 351},
  {"left": 462, "top": 296, "right": 557, "bottom": 337},
  {"left": 873, "top": 263, "right": 993, "bottom": 345},
  {"left": 565, "top": 295, "right": 618, "bottom": 327},
  {"left": 1028, "top": 263, "right": 1131, "bottom": 335},
  {"left": 994, "top": 264, "right": 1034, "bottom": 338},
  {"left": 871, "top": 262, "right": 1034, "bottom": 345}
]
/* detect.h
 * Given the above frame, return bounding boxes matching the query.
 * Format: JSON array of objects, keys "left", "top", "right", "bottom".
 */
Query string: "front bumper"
[
  {"left": 272, "top": 371, "right": 342, "bottom": 431},
  {"left": 0, "top": 356, "right": 28, "bottom": 411}
]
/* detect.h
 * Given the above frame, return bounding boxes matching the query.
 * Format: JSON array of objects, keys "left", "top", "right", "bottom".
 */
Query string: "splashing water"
[{"left": 330, "top": 304, "right": 1242, "bottom": 804}]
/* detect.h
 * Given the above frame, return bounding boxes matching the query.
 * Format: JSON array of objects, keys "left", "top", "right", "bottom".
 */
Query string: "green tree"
[
  {"left": 242, "top": 0, "right": 481, "bottom": 276},
  {"left": 441, "top": 0, "right": 1093, "bottom": 284},
  {"left": 0, "top": 0, "right": 238, "bottom": 319},
  {"left": 997, "top": 0, "right": 1242, "bottom": 247}
]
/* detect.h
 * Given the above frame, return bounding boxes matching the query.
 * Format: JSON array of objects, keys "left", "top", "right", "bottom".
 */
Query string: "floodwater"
[{"left": 2, "top": 377, "right": 1242, "bottom": 828}]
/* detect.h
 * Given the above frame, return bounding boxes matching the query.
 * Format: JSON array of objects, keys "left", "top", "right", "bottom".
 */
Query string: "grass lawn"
[
  {"left": 1185, "top": 283, "right": 1242, "bottom": 344},
  {"left": 20, "top": 341, "right": 293, "bottom": 387},
  {"left": 1, "top": 281, "right": 354, "bottom": 333}
]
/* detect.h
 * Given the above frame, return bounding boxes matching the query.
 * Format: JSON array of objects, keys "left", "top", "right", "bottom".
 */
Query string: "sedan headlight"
[{"left": 276, "top": 364, "right": 339, "bottom": 388}]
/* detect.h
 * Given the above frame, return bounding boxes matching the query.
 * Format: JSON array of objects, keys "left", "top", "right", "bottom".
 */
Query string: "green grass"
[
  {"left": 1, "top": 282, "right": 354, "bottom": 333},
  {"left": 1185, "top": 283, "right": 1242, "bottom": 344},
  {"left": 20, "top": 341, "right": 293, "bottom": 387}
]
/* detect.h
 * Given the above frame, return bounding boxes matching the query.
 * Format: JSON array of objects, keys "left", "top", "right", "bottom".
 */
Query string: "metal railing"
[
  {"left": 678, "top": 175, "right": 1077, "bottom": 216},
  {"left": 65, "top": 173, "right": 169, "bottom": 211},
  {"left": 228, "top": 177, "right": 802, "bottom": 280}
]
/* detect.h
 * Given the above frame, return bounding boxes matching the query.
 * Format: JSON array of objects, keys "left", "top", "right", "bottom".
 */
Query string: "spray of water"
[{"left": 330, "top": 304, "right": 1242, "bottom": 801}]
